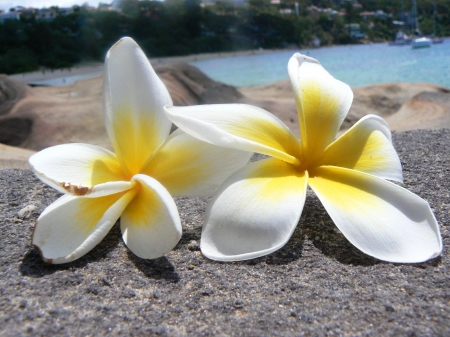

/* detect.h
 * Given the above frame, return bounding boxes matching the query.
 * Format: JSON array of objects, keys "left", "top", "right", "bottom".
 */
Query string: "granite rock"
[{"left": 0, "top": 129, "right": 449, "bottom": 336}]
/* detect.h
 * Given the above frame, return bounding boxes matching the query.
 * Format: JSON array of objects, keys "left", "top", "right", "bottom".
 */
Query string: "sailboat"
[
  {"left": 412, "top": 37, "right": 432, "bottom": 48},
  {"left": 389, "top": 30, "right": 411, "bottom": 46},
  {"left": 411, "top": 0, "right": 431, "bottom": 49},
  {"left": 389, "top": 0, "right": 412, "bottom": 46}
]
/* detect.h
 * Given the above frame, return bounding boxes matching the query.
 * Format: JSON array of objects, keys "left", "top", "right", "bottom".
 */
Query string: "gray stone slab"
[{"left": 1, "top": 129, "right": 449, "bottom": 336}]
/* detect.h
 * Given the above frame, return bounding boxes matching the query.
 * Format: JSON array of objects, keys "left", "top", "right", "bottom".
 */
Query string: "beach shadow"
[
  {"left": 300, "top": 195, "right": 443, "bottom": 268},
  {"left": 20, "top": 223, "right": 122, "bottom": 277},
  {"left": 128, "top": 253, "right": 180, "bottom": 283},
  {"left": 298, "top": 195, "right": 382, "bottom": 267},
  {"left": 223, "top": 195, "right": 380, "bottom": 267},
  {"left": 411, "top": 256, "right": 442, "bottom": 269},
  {"left": 251, "top": 226, "right": 306, "bottom": 266}
]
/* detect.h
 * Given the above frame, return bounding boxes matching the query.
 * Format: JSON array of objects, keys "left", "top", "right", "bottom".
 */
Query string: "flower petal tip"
[
  {"left": 200, "top": 243, "right": 275, "bottom": 262},
  {"left": 108, "top": 36, "right": 136, "bottom": 53},
  {"left": 291, "top": 52, "right": 320, "bottom": 64},
  {"left": 31, "top": 242, "right": 53, "bottom": 264},
  {"left": 121, "top": 174, "right": 182, "bottom": 260}
]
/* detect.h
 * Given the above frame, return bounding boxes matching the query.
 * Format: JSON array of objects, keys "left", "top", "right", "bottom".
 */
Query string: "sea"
[{"left": 191, "top": 39, "right": 450, "bottom": 88}]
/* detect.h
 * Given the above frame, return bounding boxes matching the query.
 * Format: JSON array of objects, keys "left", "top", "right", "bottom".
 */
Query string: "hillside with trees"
[{"left": 0, "top": 0, "right": 449, "bottom": 74}]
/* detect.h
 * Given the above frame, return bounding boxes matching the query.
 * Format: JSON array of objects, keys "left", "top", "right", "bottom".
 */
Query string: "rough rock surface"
[{"left": 1, "top": 129, "right": 449, "bottom": 336}]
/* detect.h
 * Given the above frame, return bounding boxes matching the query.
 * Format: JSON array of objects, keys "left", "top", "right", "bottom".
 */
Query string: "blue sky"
[{"left": 0, "top": 0, "right": 106, "bottom": 11}]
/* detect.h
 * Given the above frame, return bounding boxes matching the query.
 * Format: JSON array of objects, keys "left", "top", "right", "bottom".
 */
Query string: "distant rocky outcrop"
[
  {"left": 386, "top": 90, "right": 450, "bottom": 131},
  {"left": 347, "top": 82, "right": 450, "bottom": 130},
  {"left": 155, "top": 63, "right": 243, "bottom": 105},
  {"left": 1, "top": 64, "right": 450, "bottom": 168},
  {"left": 240, "top": 80, "right": 450, "bottom": 136},
  {"left": 0, "top": 65, "right": 242, "bottom": 154},
  {"left": 0, "top": 75, "right": 30, "bottom": 116}
]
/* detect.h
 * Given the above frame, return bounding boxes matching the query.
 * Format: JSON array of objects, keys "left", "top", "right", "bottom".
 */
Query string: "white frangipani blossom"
[
  {"left": 29, "top": 37, "right": 252, "bottom": 264},
  {"left": 165, "top": 53, "right": 442, "bottom": 263}
]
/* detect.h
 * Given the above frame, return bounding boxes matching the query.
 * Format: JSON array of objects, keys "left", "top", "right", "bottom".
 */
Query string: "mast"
[
  {"left": 401, "top": 0, "right": 404, "bottom": 27},
  {"left": 433, "top": 3, "right": 436, "bottom": 37},
  {"left": 413, "top": 0, "right": 420, "bottom": 35}
]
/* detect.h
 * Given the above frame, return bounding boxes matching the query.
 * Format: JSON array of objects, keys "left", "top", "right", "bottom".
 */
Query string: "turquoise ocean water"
[{"left": 192, "top": 40, "right": 450, "bottom": 88}]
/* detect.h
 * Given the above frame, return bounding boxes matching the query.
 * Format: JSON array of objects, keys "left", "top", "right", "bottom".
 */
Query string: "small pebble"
[
  {"left": 187, "top": 240, "right": 199, "bottom": 251},
  {"left": 17, "top": 205, "right": 36, "bottom": 219}
]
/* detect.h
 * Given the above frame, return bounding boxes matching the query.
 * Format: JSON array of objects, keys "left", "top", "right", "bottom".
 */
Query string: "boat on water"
[
  {"left": 412, "top": 37, "right": 432, "bottom": 49},
  {"left": 411, "top": 0, "right": 431, "bottom": 49},
  {"left": 389, "top": 30, "right": 411, "bottom": 46},
  {"left": 389, "top": 1, "right": 411, "bottom": 47},
  {"left": 389, "top": 0, "right": 441, "bottom": 49}
]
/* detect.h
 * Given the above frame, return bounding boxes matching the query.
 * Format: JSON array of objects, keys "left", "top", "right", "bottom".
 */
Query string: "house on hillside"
[
  {"left": 344, "top": 23, "right": 365, "bottom": 39},
  {"left": 200, "top": 0, "right": 248, "bottom": 7},
  {"left": 81, "top": 3, "right": 97, "bottom": 11},
  {"left": 1, "top": 11, "right": 20, "bottom": 24},
  {"left": 98, "top": 3, "right": 118, "bottom": 12},
  {"left": 19, "top": 8, "right": 36, "bottom": 19},
  {"left": 59, "top": 7, "right": 75, "bottom": 15},
  {"left": 35, "top": 8, "right": 57, "bottom": 21},
  {"left": 279, "top": 8, "right": 293, "bottom": 15},
  {"left": 307, "top": 6, "right": 339, "bottom": 17},
  {"left": 360, "top": 10, "right": 390, "bottom": 21}
]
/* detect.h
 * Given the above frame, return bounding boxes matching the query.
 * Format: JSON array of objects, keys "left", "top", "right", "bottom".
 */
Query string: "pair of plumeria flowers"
[{"left": 30, "top": 37, "right": 442, "bottom": 264}]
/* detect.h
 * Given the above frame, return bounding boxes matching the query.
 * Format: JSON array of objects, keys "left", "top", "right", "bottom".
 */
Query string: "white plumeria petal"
[
  {"left": 29, "top": 143, "right": 130, "bottom": 197},
  {"left": 164, "top": 104, "right": 302, "bottom": 165},
  {"left": 201, "top": 158, "right": 308, "bottom": 261},
  {"left": 142, "top": 129, "right": 252, "bottom": 197},
  {"left": 32, "top": 189, "right": 137, "bottom": 264},
  {"left": 288, "top": 53, "right": 353, "bottom": 160},
  {"left": 320, "top": 115, "right": 403, "bottom": 182},
  {"left": 120, "top": 174, "right": 182, "bottom": 259},
  {"left": 104, "top": 37, "right": 172, "bottom": 176},
  {"left": 308, "top": 166, "right": 442, "bottom": 263}
]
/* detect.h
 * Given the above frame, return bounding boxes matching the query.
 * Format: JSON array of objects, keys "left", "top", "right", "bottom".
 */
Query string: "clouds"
[{"left": 0, "top": 1, "right": 103, "bottom": 11}]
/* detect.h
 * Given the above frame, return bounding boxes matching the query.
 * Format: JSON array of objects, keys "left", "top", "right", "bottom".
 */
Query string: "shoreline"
[
  {"left": 11, "top": 42, "right": 382, "bottom": 86},
  {"left": 9, "top": 39, "right": 449, "bottom": 89},
  {"left": 9, "top": 47, "right": 296, "bottom": 86},
  {"left": 14, "top": 38, "right": 450, "bottom": 87}
]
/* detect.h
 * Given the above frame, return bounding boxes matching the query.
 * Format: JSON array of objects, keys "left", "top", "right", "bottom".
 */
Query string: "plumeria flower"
[
  {"left": 164, "top": 53, "right": 443, "bottom": 263},
  {"left": 29, "top": 37, "right": 252, "bottom": 264}
]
